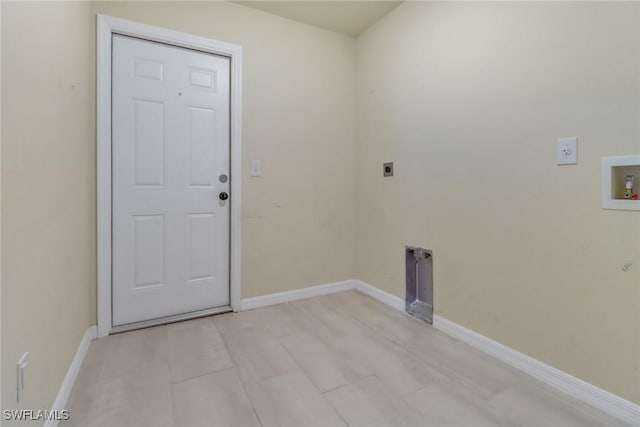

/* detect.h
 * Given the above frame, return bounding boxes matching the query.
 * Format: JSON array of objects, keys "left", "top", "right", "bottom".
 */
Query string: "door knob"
[{"left": 219, "top": 192, "right": 229, "bottom": 201}]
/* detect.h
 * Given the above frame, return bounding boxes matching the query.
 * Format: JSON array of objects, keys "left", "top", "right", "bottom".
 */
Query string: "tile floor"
[{"left": 62, "top": 290, "right": 629, "bottom": 427}]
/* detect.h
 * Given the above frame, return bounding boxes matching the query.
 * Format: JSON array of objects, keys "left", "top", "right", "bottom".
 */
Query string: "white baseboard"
[
  {"left": 45, "top": 325, "right": 97, "bottom": 427},
  {"left": 235, "top": 280, "right": 404, "bottom": 311},
  {"left": 433, "top": 315, "right": 640, "bottom": 425},
  {"left": 239, "top": 280, "right": 356, "bottom": 311},
  {"left": 352, "top": 279, "right": 405, "bottom": 311},
  {"left": 239, "top": 279, "right": 407, "bottom": 312}
]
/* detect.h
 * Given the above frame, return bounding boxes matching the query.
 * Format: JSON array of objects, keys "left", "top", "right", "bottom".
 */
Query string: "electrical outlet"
[
  {"left": 17, "top": 352, "right": 28, "bottom": 403},
  {"left": 383, "top": 162, "right": 394, "bottom": 177},
  {"left": 557, "top": 137, "right": 577, "bottom": 165}
]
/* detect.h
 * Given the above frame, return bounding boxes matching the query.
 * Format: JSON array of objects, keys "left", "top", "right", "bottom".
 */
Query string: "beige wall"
[
  {"left": 2, "top": 0, "right": 638, "bottom": 416},
  {"left": 0, "top": 0, "right": 3, "bottom": 413},
  {"left": 1, "top": 0, "right": 357, "bottom": 414},
  {"left": 91, "top": 1, "right": 358, "bottom": 299},
  {"left": 1, "top": 0, "right": 95, "bottom": 419},
  {"left": 356, "top": 1, "right": 640, "bottom": 404}
]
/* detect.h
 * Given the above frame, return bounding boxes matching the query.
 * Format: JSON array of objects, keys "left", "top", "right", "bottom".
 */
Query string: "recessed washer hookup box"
[{"left": 405, "top": 246, "right": 433, "bottom": 324}]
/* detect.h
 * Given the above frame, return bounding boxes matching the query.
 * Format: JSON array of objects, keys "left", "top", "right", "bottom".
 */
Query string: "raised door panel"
[
  {"left": 188, "top": 213, "right": 216, "bottom": 281},
  {"left": 188, "top": 107, "right": 216, "bottom": 187},
  {"left": 133, "top": 214, "right": 165, "bottom": 288},
  {"left": 133, "top": 99, "right": 165, "bottom": 187}
]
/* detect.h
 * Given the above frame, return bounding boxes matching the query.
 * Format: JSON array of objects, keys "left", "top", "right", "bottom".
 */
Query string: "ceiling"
[{"left": 233, "top": 1, "right": 402, "bottom": 37}]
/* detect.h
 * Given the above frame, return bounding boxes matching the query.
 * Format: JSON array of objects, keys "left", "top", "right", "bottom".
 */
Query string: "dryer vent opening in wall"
[{"left": 405, "top": 247, "right": 433, "bottom": 324}]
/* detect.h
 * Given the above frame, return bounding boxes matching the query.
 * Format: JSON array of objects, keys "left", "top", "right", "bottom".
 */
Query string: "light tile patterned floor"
[{"left": 62, "top": 290, "right": 629, "bottom": 427}]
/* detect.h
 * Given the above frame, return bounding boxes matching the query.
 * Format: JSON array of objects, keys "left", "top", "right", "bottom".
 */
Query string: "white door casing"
[
  {"left": 112, "top": 35, "right": 230, "bottom": 326},
  {"left": 97, "top": 15, "right": 242, "bottom": 336}
]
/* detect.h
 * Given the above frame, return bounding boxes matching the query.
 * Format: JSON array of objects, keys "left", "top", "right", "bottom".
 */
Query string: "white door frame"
[{"left": 97, "top": 14, "right": 243, "bottom": 337}]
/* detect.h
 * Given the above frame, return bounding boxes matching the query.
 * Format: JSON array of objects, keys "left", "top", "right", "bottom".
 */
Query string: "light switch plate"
[
  {"left": 557, "top": 137, "right": 577, "bottom": 165},
  {"left": 250, "top": 160, "right": 261, "bottom": 177}
]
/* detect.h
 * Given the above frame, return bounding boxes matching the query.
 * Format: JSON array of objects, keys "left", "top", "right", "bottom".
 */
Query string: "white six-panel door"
[{"left": 112, "top": 35, "right": 230, "bottom": 326}]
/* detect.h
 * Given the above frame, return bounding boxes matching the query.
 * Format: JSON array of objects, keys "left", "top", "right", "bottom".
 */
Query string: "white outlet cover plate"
[
  {"left": 17, "top": 352, "right": 28, "bottom": 402},
  {"left": 557, "top": 137, "right": 577, "bottom": 165}
]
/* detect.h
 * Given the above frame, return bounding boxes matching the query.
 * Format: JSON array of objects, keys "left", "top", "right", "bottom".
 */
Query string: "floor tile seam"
[
  {"left": 277, "top": 331, "right": 324, "bottom": 392},
  {"left": 66, "top": 349, "right": 106, "bottom": 413},
  {"left": 169, "top": 369, "right": 180, "bottom": 427},
  {"left": 321, "top": 374, "right": 379, "bottom": 396},
  {"left": 242, "top": 383, "right": 265, "bottom": 427},
  {"left": 166, "top": 328, "right": 178, "bottom": 389},
  {"left": 323, "top": 374, "right": 420, "bottom": 427},
  {"left": 219, "top": 325, "right": 301, "bottom": 388},
  {"left": 238, "top": 370, "right": 280, "bottom": 427},
  {"left": 272, "top": 321, "right": 356, "bottom": 427},
  {"left": 322, "top": 392, "right": 352, "bottom": 427},
  {"left": 315, "top": 295, "right": 375, "bottom": 332},
  {"left": 216, "top": 365, "right": 265, "bottom": 427},
  {"left": 170, "top": 365, "right": 237, "bottom": 386},
  {"left": 97, "top": 360, "right": 172, "bottom": 389},
  {"left": 317, "top": 378, "right": 356, "bottom": 427},
  {"left": 432, "top": 363, "right": 507, "bottom": 401},
  {"left": 84, "top": 339, "right": 110, "bottom": 385},
  {"left": 404, "top": 378, "right": 517, "bottom": 427},
  {"left": 167, "top": 330, "right": 235, "bottom": 383},
  {"left": 167, "top": 327, "right": 225, "bottom": 345},
  {"left": 98, "top": 326, "right": 170, "bottom": 382}
]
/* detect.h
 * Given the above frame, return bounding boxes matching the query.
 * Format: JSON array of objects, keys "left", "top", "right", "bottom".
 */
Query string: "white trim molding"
[
  {"left": 433, "top": 315, "right": 640, "bottom": 425},
  {"left": 353, "top": 280, "right": 405, "bottom": 311},
  {"left": 240, "top": 280, "right": 356, "bottom": 311},
  {"left": 45, "top": 326, "right": 97, "bottom": 427},
  {"left": 96, "top": 15, "right": 243, "bottom": 337},
  {"left": 238, "top": 279, "right": 407, "bottom": 312}
]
